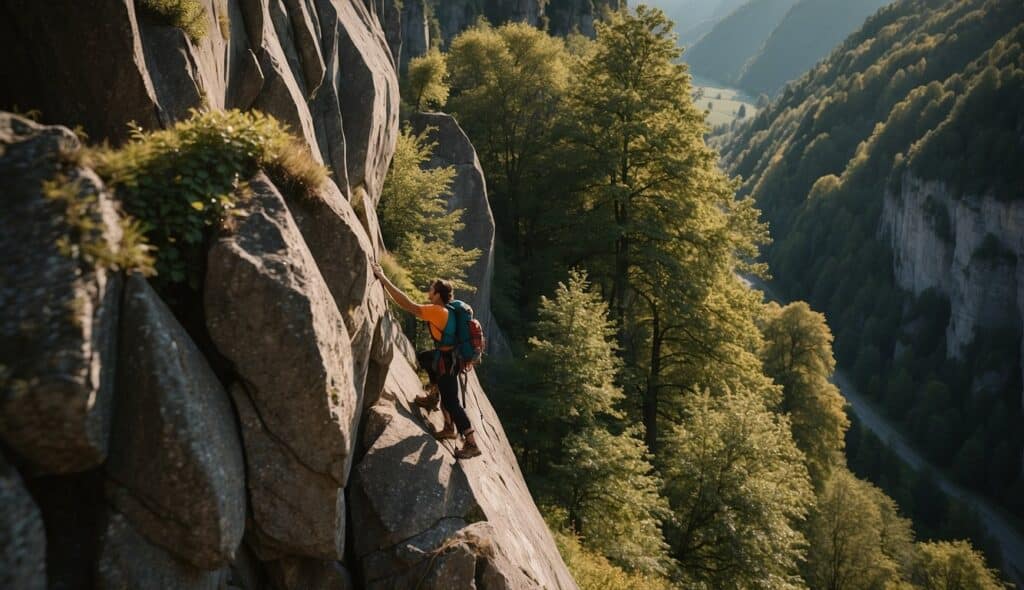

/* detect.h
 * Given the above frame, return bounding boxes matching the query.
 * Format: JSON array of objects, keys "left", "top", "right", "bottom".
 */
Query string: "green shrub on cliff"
[
  {"left": 93, "top": 108, "right": 327, "bottom": 290},
  {"left": 548, "top": 520, "right": 674, "bottom": 590},
  {"left": 138, "top": 0, "right": 208, "bottom": 41}
]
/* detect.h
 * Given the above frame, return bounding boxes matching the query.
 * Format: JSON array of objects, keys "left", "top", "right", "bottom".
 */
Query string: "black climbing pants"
[{"left": 416, "top": 349, "right": 472, "bottom": 435}]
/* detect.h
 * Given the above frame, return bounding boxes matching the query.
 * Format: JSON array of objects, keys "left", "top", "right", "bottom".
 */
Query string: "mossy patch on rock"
[{"left": 91, "top": 108, "right": 328, "bottom": 291}]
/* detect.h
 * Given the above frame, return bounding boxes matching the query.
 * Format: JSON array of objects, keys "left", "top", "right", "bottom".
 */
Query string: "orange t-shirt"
[{"left": 415, "top": 304, "right": 452, "bottom": 350}]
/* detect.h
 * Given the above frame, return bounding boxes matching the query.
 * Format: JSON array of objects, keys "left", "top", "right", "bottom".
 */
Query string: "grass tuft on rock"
[
  {"left": 138, "top": 0, "right": 208, "bottom": 42},
  {"left": 43, "top": 175, "right": 156, "bottom": 276},
  {"left": 92, "top": 108, "right": 328, "bottom": 290}
]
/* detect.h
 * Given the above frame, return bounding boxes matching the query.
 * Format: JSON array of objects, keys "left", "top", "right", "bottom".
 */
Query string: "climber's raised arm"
[{"left": 371, "top": 262, "right": 424, "bottom": 317}]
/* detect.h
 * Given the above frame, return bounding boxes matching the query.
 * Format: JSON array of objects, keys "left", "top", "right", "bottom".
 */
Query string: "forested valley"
[{"left": 379, "top": 2, "right": 1021, "bottom": 587}]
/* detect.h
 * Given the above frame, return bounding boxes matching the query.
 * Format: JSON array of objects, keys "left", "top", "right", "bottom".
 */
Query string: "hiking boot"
[
  {"left": 453, "top": 442, "right": 482, "bottom": 460},
  {"left": 432, "top": 425, "right": 457, "bottom": 441},
  {"left": 414, "top": 386, "right": 439, "bottom": 411}
]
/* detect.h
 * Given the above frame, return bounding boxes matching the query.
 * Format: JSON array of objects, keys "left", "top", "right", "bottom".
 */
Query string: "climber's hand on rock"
[{"left": 371, "top": 262, "right": 384, "bottom": 280}]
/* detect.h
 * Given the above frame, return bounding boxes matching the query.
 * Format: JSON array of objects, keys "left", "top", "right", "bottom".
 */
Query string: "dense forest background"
[{"left": 379, "top": 1, "right": 1022, "bottom": 587}]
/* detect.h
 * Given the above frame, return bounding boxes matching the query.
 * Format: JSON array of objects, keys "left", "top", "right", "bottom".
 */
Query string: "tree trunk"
[{"left": 644, "top": 303, "right": 661, "bottom": 453}]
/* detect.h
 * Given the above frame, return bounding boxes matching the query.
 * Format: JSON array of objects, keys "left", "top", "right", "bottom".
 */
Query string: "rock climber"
[{"left": 371, "top": 263, "right": 482, "bottom": 459}]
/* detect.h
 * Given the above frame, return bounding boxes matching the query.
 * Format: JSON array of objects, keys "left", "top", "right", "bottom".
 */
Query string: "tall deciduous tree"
[
  {"left": 565, "top": 5, "right": 770, "bottom": 450},
  {"left": 910, "top": 540, "right": 1006, "bottom": 590},
  {"left": 403, "top": 49, "right": 449, "bottom": 111},
  {"left": 760, "top": 301, "right": 850, "bottom": 485},
  {"left": 446, "top": 21, "right": 570, "bottom": 261},
  {"left": 658, "top": 391, "right": 813, "bottom": 589},
  {"left": 803, "top": 468, "right": 914, "bottom": 590}
]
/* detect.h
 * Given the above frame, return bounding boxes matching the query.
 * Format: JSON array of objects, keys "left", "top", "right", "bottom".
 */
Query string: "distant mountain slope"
[
  {"left": 684, "top": 0, "right": 799, "bottom": 84},
  {"left": 720, "top": 0, "right": 1024, "bottom": 525},
  {"left": 641, "top": 0, "right": 723, "bottom": 45},
  {"left": 736, "top": 0, "right": 893, "bottom": 96}
]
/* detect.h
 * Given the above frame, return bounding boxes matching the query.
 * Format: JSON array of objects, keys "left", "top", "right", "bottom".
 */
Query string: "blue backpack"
[{"left": 437, "top": 300, "right": 485, "bottom": 370}]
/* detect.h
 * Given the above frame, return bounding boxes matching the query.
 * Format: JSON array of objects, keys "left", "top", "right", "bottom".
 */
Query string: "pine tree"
[{"left": 518, "top": 270, "right": 672, "bottom": 577}]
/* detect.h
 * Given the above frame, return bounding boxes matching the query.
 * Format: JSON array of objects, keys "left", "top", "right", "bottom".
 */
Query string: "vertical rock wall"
[
  {"left": 0, "top": 2, "right": 574, "bottom": 588},
  {"left": 881, "top": 171, "right": 1024, "bottom": 405}
]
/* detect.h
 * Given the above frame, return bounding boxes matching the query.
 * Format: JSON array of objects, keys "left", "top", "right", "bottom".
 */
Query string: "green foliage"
[
  {"left": 547, "top": 513, "right": 675, "bottom": 590},
  {"left": 138, "top": 0, "right": 208, "bottom": 41},
  {"left": 503, "top": 270, "right": 673, "bottom": 576},
  {"left": 802, "top": 468, "right": 913, "bottom": 589},
  {"left": 378, "top": 127, "right": 480, "bottom": 292},
  {"left": 719, "top": 0, "right": 1024, "bottom": 525},
  {"left": 910, "top": 541, "right": 1008, "bottom": 590},
  {"left": 404, "top": 49, "right": 449, "bottom": 111},
  {"left": 760, "top": 301, "right": 850, "bottom": 485},
  {"left": 551, "top": 427, "right": 672, "bottom": 576},
  {"left": 43, "top": 175, "right": 155, "bottom": 275},
  {"left": 526, "top": 270, "right": 624, "bottom": 427},
  {"left": 93, "top": 108, "right": 327, "bottom": 291},
  {"left": 659, "top": 391, "right": 813, "bottom": 589},
  {"left": 446, "top": 20, "right": 571, "bottom": 273}
]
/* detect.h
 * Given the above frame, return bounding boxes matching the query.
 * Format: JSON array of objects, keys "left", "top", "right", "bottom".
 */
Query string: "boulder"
[
  {"left": 136, "top": 19, "right": 206, "bottom": 125},
  {"left": 0, "top": 453, "right": 46, "bottom": 590},
  {"left": 310, "top": 0, "right": 352, "bottom": 189},
  {"left": 283, "top": 179, "right": 391, "bottom": 413},
  {"left": 97, "top": 510, "right": 229, "bottom": 590},
  {"left": 349, "top": 351, "right": 577, "bottom": 589},
  {"left": 0, "top": 113, "right": 121, "bottom": 474},
  {"left": 0, "top": 1, "right": 162, "bottom": 142},
  {"left": 280, "top": 0, "right": 327, "bottom": 98},
  {"left": 410, "top": 112, "right": 509, "bottom": 356},
  {"left": 106, "top": 274, "right": 246, "bottom": 569},
  {"left": 205, "top": 172, "right": 357, "bottom": 559},
  {"left": 231, "top": 384, "right": 346, "bottom": 559},
  {"left": 241, "top": 0, "right": 326, "bottom": 167},
  {"left": 336, "top": 0, "right": 400, "bottom": 202}
]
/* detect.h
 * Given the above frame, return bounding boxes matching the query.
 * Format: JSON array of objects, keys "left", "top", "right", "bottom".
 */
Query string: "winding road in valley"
[{"left": 748, "top": 276, "right": 1024, "bottom": 588}]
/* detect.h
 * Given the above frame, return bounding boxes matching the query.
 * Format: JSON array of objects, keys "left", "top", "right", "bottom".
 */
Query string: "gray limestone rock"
[
  {"left": 242, "top": 0, "right": 326, "bottom": 168},
  {"left": 336, "top": 0, "right": 400, "bottom": 202},
  {"left": 106, "top": 274, "right": 246, "bottom": 569},
  {"left": 283, "top": 179, "right": 391, "bottom": 418},
  {"left": 399, "top": 0, "right": 430, "bottom": 71},
  {"left": 97, "top": 510, "right": 229, "bottom": 590},
  {"left": 0, "top": 113, "right": 121, "bottom": 474},
  {"left": 0, "top": 454, "right": 46, "bottom": 590},
  {"left": 205, "top": 172, "right": 356, "bottom": 559},
  {"left": 310, "top": 0, "right": 352, "bottom": 190},
  {"left": 349, "top": 351, "right": 577, "bottom": 589},
  {"left": 281, "top": 0, "right": 327, "bottom": 98},
  {"left": 231, "top": 384, "right": 346, "bottom": 560},
  {"left": 0, "top": 0, "right": 162, "bottom": 142}
]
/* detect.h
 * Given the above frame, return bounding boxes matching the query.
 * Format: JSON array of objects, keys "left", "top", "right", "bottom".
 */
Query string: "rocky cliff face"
[
  {"left": 0, "top": 2, "right": 574, "bottom": 588},
  {"left": 881, "top": 172, "right": 1024, "bottom": 403}
]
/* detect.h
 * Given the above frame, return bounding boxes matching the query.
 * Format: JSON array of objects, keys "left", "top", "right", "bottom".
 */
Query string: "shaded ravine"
[{"left": 745, "top": 276, "right": 1024, "bottom": 588}]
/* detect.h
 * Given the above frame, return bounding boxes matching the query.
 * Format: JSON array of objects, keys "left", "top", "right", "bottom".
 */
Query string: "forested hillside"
[
  {"left": 684, "top": 0, "right": 798, "bottom": 83},
  {"left": 721, "top": 0, "right": 1024, "bottom": 533},
  {"left": 736, "top": 0, "right": 892, "bottom": 96},
  {"left": 396, "top": 4, "right": 1010, "bottom": 587}
]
